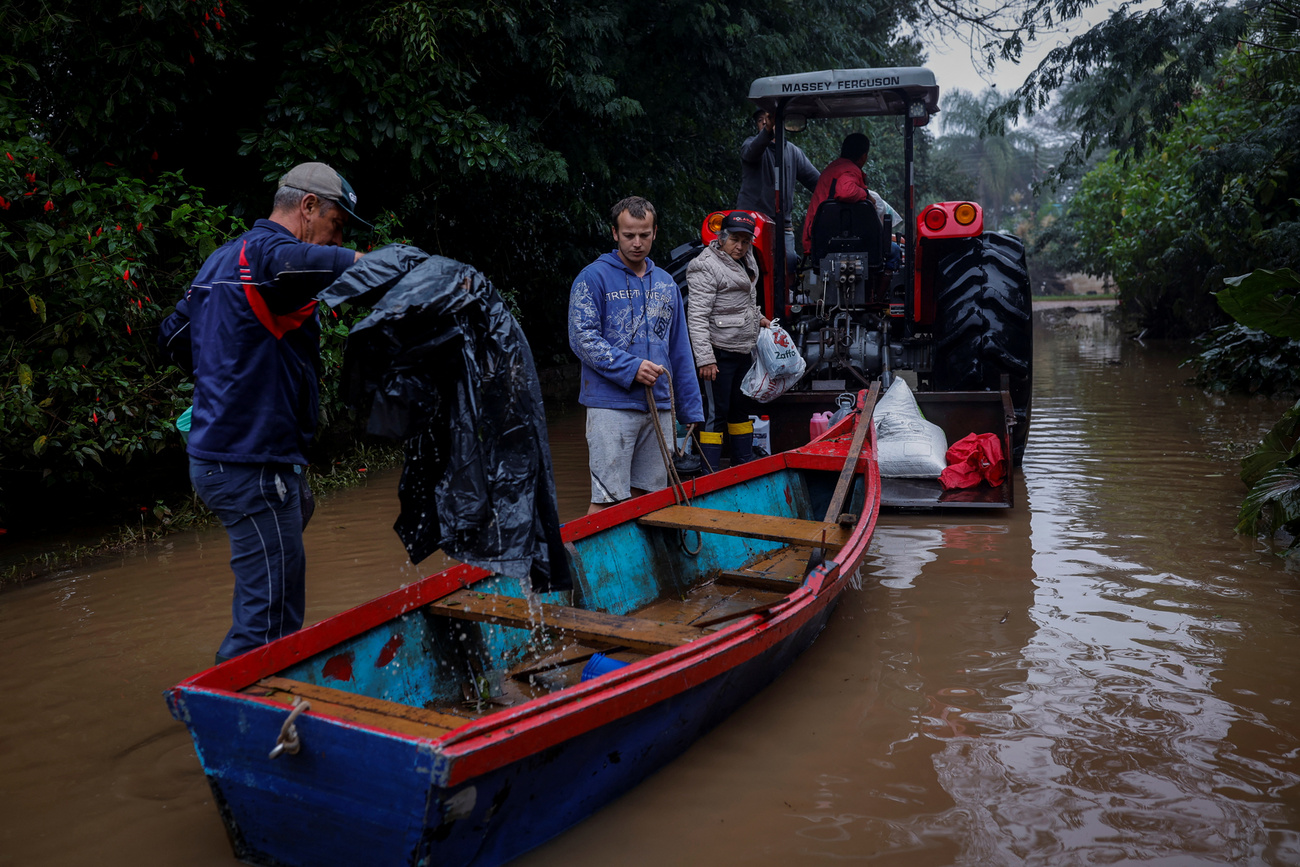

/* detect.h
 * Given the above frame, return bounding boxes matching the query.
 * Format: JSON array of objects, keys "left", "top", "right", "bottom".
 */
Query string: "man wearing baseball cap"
[{"left": 178, "top": 161, "right": 366, "bottom": 663}]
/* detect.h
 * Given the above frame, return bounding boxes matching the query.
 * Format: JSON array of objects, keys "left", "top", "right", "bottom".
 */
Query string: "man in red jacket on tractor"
[{"left": 801, "top": 133, "right": 901, "bottom": 269}]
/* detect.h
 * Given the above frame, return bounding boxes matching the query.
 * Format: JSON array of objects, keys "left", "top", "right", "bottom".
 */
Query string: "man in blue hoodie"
[{"left": 569, "top": 196, "right": 704, "bottom": 515}]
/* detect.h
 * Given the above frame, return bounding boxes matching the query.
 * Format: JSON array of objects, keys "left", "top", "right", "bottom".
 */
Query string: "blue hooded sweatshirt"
[{"left": 568, "top": 251, "right": 703, "bottom": 423}]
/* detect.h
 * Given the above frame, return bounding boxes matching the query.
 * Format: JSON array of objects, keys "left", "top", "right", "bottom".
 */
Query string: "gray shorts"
[{"left": 586, "top": 407, "right": 673, "bottom": 504}]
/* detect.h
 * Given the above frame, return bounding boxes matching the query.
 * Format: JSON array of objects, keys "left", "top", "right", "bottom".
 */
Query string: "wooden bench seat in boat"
[
  {"left": 716, "top": 546, "right": 811, "bottom": 594},
  {"left": 502, "top": 582, "right": 791, "bottom": 683},
  {"left": 429, "top": 589, "right": 707, "bottom": 654},
  {"left": 637, "top": 505, "right": 854, "bottom": 550},
  {"left": 244, "top": 676, "right": 476, "bottom": 738}
]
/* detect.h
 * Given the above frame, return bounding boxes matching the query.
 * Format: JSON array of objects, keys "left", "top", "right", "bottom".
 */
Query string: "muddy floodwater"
[{"left": 4, "top": 305, "right": 1300, "bottom": 865}]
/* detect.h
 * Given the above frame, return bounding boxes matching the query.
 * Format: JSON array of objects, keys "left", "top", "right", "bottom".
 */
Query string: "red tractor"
[{"left": 667, "top": 68, "right": 1032, "bottom": 507}]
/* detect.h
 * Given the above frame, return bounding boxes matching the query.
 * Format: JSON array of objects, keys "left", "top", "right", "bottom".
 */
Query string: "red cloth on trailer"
[{"left": 939, "top": 432, "right": 1006, "bottom": 490}]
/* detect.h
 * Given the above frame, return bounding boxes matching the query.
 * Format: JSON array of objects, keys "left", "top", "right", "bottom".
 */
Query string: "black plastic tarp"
[{"left": 318, "top": 245, "right": 571, "bottom": 593}]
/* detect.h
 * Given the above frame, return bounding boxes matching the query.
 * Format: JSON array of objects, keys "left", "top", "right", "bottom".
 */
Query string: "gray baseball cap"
[{"left": 279, "top": 162, "right": 372, "bottom": 228}]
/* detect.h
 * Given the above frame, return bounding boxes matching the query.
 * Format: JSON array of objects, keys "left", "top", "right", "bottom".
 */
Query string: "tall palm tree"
[{"left": 937, "top": 88, "right": 1043, "bottom": 227}]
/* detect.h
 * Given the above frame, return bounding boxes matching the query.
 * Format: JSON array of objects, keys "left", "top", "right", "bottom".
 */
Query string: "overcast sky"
[{"left": 918, "top": 0, "right": 1156, "bottom": 107}]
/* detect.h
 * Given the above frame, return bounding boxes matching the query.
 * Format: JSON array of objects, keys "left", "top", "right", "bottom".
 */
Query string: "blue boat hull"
[{"left": 171, "top": 587, "right": 841, "bottom": 867}]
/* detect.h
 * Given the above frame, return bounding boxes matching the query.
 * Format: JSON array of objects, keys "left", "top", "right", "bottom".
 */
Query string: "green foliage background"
[
  {"left": 1005, "top": 4, "right": 1300, "bottom": 337},
  {"left": 13, "top": 0, "right": 1291, "bottom": 543},
  {"left": 1064, "top": 42, "right": 1300, "bottom": 336},
  {"left": 0, "top": 0, "right": 923, "bottom": 528}
]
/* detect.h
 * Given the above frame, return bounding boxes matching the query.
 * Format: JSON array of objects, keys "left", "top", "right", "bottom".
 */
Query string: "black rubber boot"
[
  {"left": 697, "top": 431, "right": 724, "bottom": 474},
  {"left": 728, "top": 420, "right": 755, "bottom": 466}
]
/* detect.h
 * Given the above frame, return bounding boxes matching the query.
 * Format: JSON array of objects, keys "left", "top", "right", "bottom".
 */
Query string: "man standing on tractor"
[
  {"left": 802, "top": 133, "right": 902, "bottom": 269},
  {"left": 736, "top": 109, "right": 819, "bottom": 271},
  {"left": 568, "top": 196, "right": 704, "bottom": 515},
  {"left": 181, "top": 162, "right": 367, "bottom": 664}
]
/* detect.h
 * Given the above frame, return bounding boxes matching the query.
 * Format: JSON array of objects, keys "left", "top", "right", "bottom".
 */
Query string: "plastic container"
[
  {"left": 809, "top": 411, "right": 833, "bottom": 441},
  {"left": 581, "top": 653, "right": 630, "bottom": 681},
  {"left": 749, "top": 415, "right": 771, "bottom": 454},
  {"left": 675, "top": 422, "right": 693, "bottom": 454},
  {"left": 176, "top": 405, "right": 193, "bottom": 444}
]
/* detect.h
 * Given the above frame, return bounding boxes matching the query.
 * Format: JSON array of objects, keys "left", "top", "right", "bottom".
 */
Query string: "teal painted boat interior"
[{"left": 274, "top": 467, "right": 864, "bottom": 707}]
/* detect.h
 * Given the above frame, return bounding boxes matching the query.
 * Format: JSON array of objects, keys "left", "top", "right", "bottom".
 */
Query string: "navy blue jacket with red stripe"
[{"left": 185, "top": 219, "right": 357, "bottom": 464}]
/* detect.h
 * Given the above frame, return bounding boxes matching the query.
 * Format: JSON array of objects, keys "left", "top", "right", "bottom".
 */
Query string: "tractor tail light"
[
  {"left": 923, "top": 207, "right": 947, "bottom": 231},
  {"left": 706, "top": 213, "right": 726, "bottom": 234},
  {"left": 954, "top": 203, "right": 977, "bottom": 225}
]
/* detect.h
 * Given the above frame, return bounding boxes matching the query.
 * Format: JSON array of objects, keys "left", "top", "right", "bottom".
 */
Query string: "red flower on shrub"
[
  {"left": 44, "top": 200, "right": 53, "bottom": 211},
  {"left": 0, "top": 196, "right": 9, "bottom": 210}
]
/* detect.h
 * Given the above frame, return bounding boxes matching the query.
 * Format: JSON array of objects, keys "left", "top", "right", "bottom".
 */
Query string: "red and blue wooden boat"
[{"left": 165, "top": 388, "right": 881, "bottom": 867}]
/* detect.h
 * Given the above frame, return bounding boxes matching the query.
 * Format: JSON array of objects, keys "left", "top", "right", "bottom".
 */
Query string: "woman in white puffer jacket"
[{"left": 685, "top": 211, "right": 770, "bottom": 469}]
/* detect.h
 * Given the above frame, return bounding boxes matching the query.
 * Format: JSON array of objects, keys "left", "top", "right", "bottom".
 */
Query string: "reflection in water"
[
  {"left": 869, "top": 526, "right": 945, "bottom": 589},
  {"left": 4, "top": 306, "right": 1300, "bottom": 865}
]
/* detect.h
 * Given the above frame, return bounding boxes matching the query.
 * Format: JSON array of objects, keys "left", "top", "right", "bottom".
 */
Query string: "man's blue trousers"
[{"left": 190, "top": 458, "right": 306, "bottom": 659}]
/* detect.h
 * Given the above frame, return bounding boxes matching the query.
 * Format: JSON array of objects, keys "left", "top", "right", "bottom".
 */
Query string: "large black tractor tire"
[{"left": 933, "top": 232, "right": 1033, "bottom": 463}]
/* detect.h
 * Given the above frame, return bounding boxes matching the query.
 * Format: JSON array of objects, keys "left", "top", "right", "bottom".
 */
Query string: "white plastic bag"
[
  {"left": 741, "top": 337, "right": 806, "bottom": 403},
  {"left": 754, "top": 320, "right": 803, "bottom": 378},
  {"left": 872, "top": 378, "right": 947, "bottom": 477}
]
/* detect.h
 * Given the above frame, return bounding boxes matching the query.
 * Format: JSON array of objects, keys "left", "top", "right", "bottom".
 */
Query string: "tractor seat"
[{"left": 809, "top": 200, "right": 889, "bottom": 270}]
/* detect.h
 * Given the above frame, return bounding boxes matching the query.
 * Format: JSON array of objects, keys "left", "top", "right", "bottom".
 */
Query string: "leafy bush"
[
  {"left": 1066, "top": 43, "right": 1300, "bottom": 337},
  {"left": 1211, "top": 268, "right": 1300, "bottom": 554},
  {"left": 1188, "top": 323, "right": 1300, "bottom": 397},
  {"left": 1236, "top": 399, "right": 1300, "bottom": 550},
  {"left": 1, "top": 64, "right": 241, "bottom": 522}
]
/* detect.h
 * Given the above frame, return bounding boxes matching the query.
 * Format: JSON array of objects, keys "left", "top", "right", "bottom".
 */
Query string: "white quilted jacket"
[{"left": 684, "top": 241, "right": 761, "bottom": 367}]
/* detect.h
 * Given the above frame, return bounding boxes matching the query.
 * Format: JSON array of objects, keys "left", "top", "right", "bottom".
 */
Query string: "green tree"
[
  {"left": 0, "top": 58, "right": 240, "bottom": 525},
  {"left": 1063, "top": 32, "right": 1300, "bottom": 335}
]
